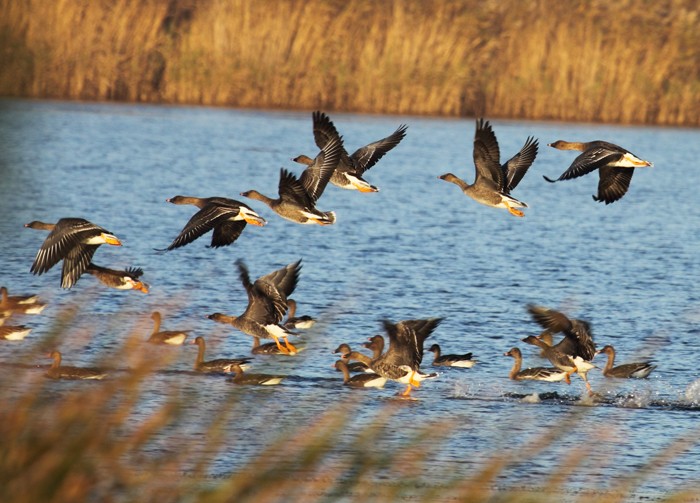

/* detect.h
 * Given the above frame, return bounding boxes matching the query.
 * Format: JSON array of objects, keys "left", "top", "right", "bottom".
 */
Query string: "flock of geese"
[{"left": 1, "top": 111, "right": 656, "bottom": 396}]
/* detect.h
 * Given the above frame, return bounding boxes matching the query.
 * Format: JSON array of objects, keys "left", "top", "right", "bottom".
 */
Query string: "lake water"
[{"left": 1, "top": 99, "right": 700, "bottom": 499}]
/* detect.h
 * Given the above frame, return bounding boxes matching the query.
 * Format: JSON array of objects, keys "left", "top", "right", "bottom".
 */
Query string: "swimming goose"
[
  {"left": 241, "top": 128, "right": 343, "bottom": 225},
  {"left": 0, "top": 325, "right": 32, "bottom": 341},
  {"left": 1, "top": 286, "right": 47, "bottom": 315},
  {"left": 147, "top": 311, "right": 190, "bottom": 345},
  {"left": 226, "top": 363, "right": 285, "bottom": 385},
  {"left": 595, "top": 345, "right": 656, "bottom": 379},
  {"left": 207, "top": 259, "right": 302, "bottom": 354},
  {"left": 334, "top": 343, "right": 373, "bottom": 373},
  {"left": 164, "top": 196, "right": 266, "bottom": 250},
  {"left": 85, "top": 264, "right": 149, "bottom": 293},
  {"left": 25, "top": 218, "right": 122, "bottom": 289},
  {"left": 427, "top": 343, "right": 477, "bottom": 368},
  {"left": 522, "top": 335, "right": 595, "bottom": 391},
  {"left": 251, "top": 335, "right": 288, "bottom": 355},
  {"left": 544, "top": 140, "right": 652, "bottom": 204},
  {"left": 527, "top": 304, "right": 596, "bottom": 361},
  {"left": 368, "top": 318, "right": 442, "bottom": 396},
  {"left": 293, "top": 111, "right": 408, "bottom": 192},
  {"left": 0, "top": 286, "right": 40, "bottom": 305},
  {"left": 283, "top": 298, "right": 316, "bottom": 330},
  {"left": 334, "top": 360, "right": 387, "bottom": 389},
  {"left": 46, "top": 351, "right": 107, "bottom": 380},
  {"left": 191, "top": 336, "right": 251, "bottom": 373},
  {"left": 439, "top": 119, "right": 538, "bottom": 217},
  {"left": 504, "top": 347, "right": 567, "bottom": 382}
]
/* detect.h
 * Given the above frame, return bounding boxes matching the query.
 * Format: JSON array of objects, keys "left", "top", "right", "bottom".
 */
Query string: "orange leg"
[
  {"left": 564, "top": 371, "right": 573, "bottom": 385},
  {"left": 283, "top": 337, "right": 297, "bottom": 354},
  {"left": 272, "top": 336, "right": 290, "bottom": 355},
  {"left": 401, "top": 384, "right": 413, "bottom": 396},
  {"left": 506, "top": 203, "right": 525, "bottom": 217},
  {"left": 409, "top": 370, "right": 422, "bottom": 388}
]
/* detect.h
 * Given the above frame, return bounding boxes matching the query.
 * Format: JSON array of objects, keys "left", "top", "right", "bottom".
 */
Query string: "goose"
[
  {"left": 333, "top": 343, "right": 373, "bottom": 373},
  {"left": 595, "top": 345, "right": 656, "bottom": 379},
  {"left": 191, "top": 336, "right": 251, "bottom": 373},
  {"left": 527, "top": 304, "right": 596, "bottom": 361},
  {"left": 368, "top": 318, "right": 442, "bottom": 396},
  {"left": 522, "top": 335, "right": 595, "bottom": 391},
  {"left": 427, "top": 343, "right": 477, "bottom": 368},
  {"left": 544, "top": 140, "right": 652, "bottom": 204},
  {"left": 85, "top": 264, "right": 149, "bottom": 293},
  {"left": 25, "top": 218, "right": 122, "bottom": 289},
  {"left": 0, "top": 286, "right": 40, "bottom": 305},
  {"left": 504, "top": 347, "right": 567, "bottom": 382},
  {"left": 0, "top": 325, "right": 32, "bottom": 341},
  {"left": 46, "top": 351, "right": 107, "bottom": 380},
  {"left": 293, "top": 111, "right": 407, "bottom": 192},
  {"left": 163, "top": 196, "right": 266, "bottom": 250},
  {"left": 283, "top": 299, "right": 316, "bottom": 330},
  {"left": 334, "top": 360, "right": 387, "bottom": 389},
  {"left": 241, "top": 124, "right": 343, "bottom": 225},
  {"left": 1, "top": 286, "right": 46, "bottom": 315},
  {"left": 207, "top": 259, "right": 302, "bottom": 354},
  {"left": 439, "top": 118, "right": 538, "bottom": 217},
  {"left": 147, "top": 311, "right": 190, "bottom": 345},
  {"left": 226, "top": 363, "right": 285, "bottom": 386}
]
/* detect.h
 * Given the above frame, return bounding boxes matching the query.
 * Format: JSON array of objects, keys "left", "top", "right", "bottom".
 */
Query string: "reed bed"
[
  {"left": 0, "top": 0, "right": 698, "bottom": 125},
  {"left": 1, "top": 307, "right": 700, "bottom": 502}
]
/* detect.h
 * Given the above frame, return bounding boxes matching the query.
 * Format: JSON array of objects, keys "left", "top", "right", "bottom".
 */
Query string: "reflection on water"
[{"left": 1, "top": 99, "right": 700, "bottom": 496}]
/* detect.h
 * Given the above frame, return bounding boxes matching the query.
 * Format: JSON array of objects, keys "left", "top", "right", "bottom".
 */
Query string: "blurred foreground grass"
[{"left": 1, "top": 307, "right": 699, "bottom": 503}]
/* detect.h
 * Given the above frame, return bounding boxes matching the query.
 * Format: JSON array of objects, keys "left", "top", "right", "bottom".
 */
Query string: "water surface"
[{"left": 1, "top": 99, "right": 700, "bottom": 499}]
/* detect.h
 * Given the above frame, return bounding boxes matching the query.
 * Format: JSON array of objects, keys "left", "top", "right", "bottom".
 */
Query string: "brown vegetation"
[{"left": 0, "top": 0, "right": 699, "bottom": 123}]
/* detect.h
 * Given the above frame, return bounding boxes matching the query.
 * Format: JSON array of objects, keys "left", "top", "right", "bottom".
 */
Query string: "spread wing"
[
  {"left": 552, "top": 147, "right": 624, "bottom": 181},
  {"left": 503, "top": 136, "right": 538, "bottom": 192},
  {"left": 299, "top": 133, "right": 342, "bottom": 203},
  {"left": 350, "top": 124, "right": 408, "bottom": 175},
  {"left": 167, "top": 204, "right": 244, "bottom": 250},
  {"left": 593, "top": 167, "right": 634, "bottom": 204},
  {"left": 472, "top": 119, "right": 504, "bottom": 188}
]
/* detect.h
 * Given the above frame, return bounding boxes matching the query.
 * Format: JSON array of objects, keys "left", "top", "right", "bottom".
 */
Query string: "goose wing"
[
  {"left": 503, "top": 136, "right": 538, "bottom": 191},
  {"left": 381, "top": 318, "right": 442, "bottom": 370},
  {"left": 472, "top": 119, "right": 504, "bottom": 188},
  {"left": 167, "top": 204, "right": 245, "bottom": 250},
  {"left": 350, "top": 124, "right": 408, "bottom": 175},
  {"left": 30, "top": 218, "right": 105, "bottom": 275},
  {"left": 299, "top": 134, "right": 343, "bottom": 203},
  {"left": 550, "top": 143, "right": 625, "bottom": 181},
  {"left": 278, "top": 168, "right": 315, "bottom": 208},
  {"left": 593, "top": 166, "right": 635, "bottom": 204}
]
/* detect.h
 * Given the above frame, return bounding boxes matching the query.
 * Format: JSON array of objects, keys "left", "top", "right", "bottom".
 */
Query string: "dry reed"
[{"left": 0, "top": 0, "right": 699, "bottom": 125}]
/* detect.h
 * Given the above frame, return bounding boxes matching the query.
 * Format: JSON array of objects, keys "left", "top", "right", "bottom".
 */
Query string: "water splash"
[{"left": 684, "top": 378, "right": 700, "bottom": 404}]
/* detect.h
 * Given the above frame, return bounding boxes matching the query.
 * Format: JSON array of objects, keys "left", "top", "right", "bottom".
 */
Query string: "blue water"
[{"left": 1, "top": 99, "right": 700, "bottom": 499}]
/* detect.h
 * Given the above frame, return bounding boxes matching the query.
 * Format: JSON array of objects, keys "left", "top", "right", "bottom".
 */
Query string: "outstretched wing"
[
  {"left": 299, "top": 133, "right": 343, "bottom": 203},
  {"left": 472, "top": 119, "right": 503, "bottom": 187},
  {"left": 350, "top": 124, "right": 408, "bottom": 175},
  {"left": 593, "top": 167, "right": 634, "bottom": 204},
  {"left": 503, "top": 136, "right": 538, "bottom": 192}
]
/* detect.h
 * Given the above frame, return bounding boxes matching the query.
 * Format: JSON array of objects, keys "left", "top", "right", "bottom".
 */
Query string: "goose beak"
[{"left": 102, "top": 233, "right": 122, "bottom": 246}]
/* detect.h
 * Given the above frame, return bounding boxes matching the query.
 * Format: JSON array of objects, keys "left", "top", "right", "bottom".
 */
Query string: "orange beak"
[{"left": 102, "top": 233, "right": 122, "bottom": 246}]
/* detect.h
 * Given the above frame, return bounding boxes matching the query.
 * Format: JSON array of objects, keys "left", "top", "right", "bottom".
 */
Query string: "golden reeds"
[{"left": 1, "top": 0, "right": 699, "bottom": 125}]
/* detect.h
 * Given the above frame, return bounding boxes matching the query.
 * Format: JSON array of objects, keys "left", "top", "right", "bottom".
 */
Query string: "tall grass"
[
  {"left": 1, "top": 0, "right": 698, "bottom": 125},
  {"left": 1, "top": 308, "right": 700, "bottom": 502}
]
